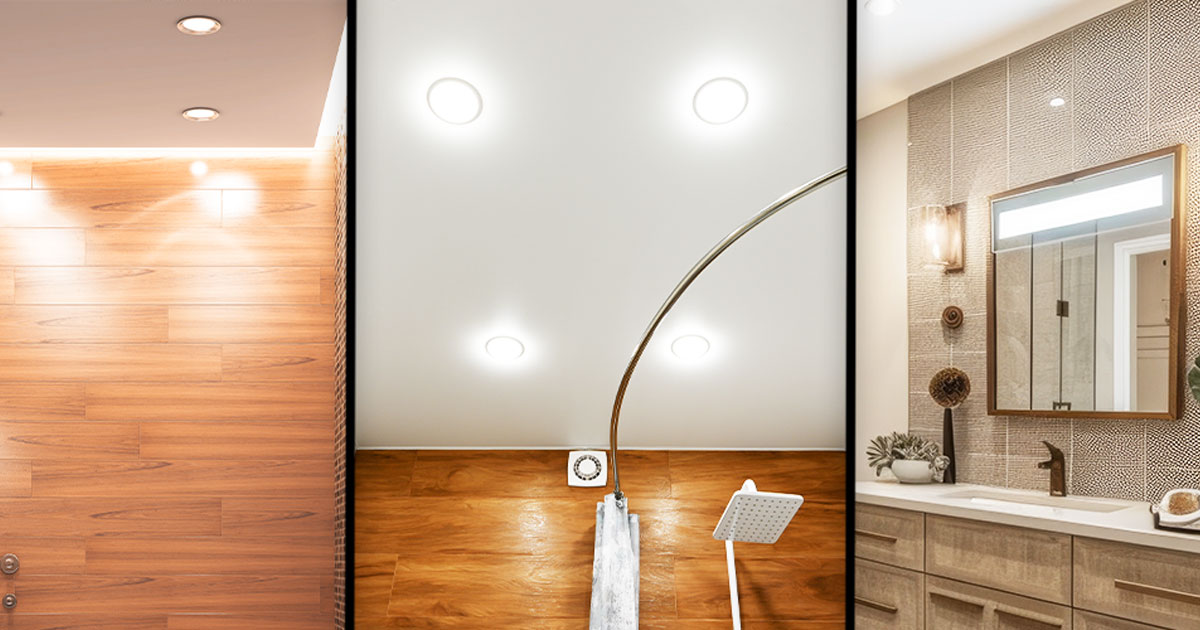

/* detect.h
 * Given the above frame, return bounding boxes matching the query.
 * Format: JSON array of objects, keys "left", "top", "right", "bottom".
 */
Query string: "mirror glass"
[{"left": 989, "top": 147, "right": 1183, "bottom": 417}]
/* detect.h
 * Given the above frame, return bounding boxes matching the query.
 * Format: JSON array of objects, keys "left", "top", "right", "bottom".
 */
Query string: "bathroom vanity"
[{"left": 855, "top": 481, "right": 1200, "bottom": 629}]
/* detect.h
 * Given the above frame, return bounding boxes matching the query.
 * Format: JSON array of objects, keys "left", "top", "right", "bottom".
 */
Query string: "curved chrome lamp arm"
[{"left": 608, "top": 166, "right": 848, "bottom": 505}]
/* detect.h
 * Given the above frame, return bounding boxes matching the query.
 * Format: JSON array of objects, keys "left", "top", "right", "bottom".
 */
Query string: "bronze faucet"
[{"left": 1037, "top": 441, "right": 1066, "bottom": 497}]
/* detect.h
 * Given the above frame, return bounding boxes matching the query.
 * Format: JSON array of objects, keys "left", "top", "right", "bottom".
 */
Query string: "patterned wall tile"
[
  {"left": 1072, "top": 0, "right": 1150, "bottom": 170},
  {"left": 1008, "top": 34, "right": 1074, "bottom": 187},
  {"left": 951, "top": 61, "right": 1009, "bottom": 203},
  {"left": 1148, "top": 0, "right": 1200, "bottom": 131},
  {"left": 1073, "top": 464, "right": 1146, "bottom": 501},
  {"left": 1146, "top": 467, "right": 1200, "bottom": 502},
  {"left": 956, "top": 452, "right": 1008, "bottom": 487},
  {"left": 909, "top": 271, "right": 973, "bottom": 321},
  {"left": 908, "top": 83, "right": 953, "bottom": 208},
  {"left": 1072, "top": 418, "right": 1146, "bottom": 472}
]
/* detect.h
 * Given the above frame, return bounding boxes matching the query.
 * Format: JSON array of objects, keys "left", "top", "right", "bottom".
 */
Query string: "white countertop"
[{"left": 857, "top": 480, "right": 1200, "bottom": 555}]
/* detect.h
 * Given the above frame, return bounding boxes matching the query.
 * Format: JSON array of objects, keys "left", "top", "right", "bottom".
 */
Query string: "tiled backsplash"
[{"left": 906, "top": 0, "right": 1200, "bottom": 502}]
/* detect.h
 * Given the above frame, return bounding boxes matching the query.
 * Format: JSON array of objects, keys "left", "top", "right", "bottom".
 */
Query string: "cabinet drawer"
[
  {"left": 1073, "top": 610, "right": 1161, "bottom": 630},
  {"left": 855, "top": 504, "right": 924, "bottom": 570},
  {"left": 925, "top": 514, "right": 1071, "bottom": 604},
  {"left": 1075, "top": 536, "right": 1200, "bottom": 628},
  {"left": 926, "top": 575, "right": 1072, "bottom": 630},
  {"left": 855, "top": 558, "right": 924, "bottom": 630}
]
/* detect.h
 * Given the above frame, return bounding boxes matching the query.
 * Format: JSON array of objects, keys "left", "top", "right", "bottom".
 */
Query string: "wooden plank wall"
[{"left": 0, "top": 152, "right": 337, "bottom": 629}]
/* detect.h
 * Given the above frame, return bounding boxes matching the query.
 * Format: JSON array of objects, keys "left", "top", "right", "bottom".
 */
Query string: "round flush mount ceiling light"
[
  {"left": 181, "top": 107, "right": 220, "bottom": 122},
  {"left": 485, "top": 336, "right": 525, "bottom": 361},
  {"left": 1049, "top": 97, "right": 1066, "bottom": 108},
  {"left": 427, "top": 78, "right": 483, "bottom": 124},
  {"left": 671, "top": 335, "right": 711, "bottom": 360},
  {"left": 693, "top": 78, "right": 748, "bottom": 125},
  {"left": 865, "top": 0, "right": 900, "bottom": 16},
  {"left": 176, "top": 16, "right": 222, "bottom": 36}
]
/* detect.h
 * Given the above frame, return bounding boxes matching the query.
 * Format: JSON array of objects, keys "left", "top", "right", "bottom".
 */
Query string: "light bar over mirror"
[{"left": 987, "top": 145, "right": 1187, "bottom": 420}]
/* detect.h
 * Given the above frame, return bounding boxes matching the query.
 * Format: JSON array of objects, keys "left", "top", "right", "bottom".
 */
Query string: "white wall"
[
  {"left": 355, "top": 0, "right": 847, "bottom": 449},
  {"left": 855, "top": 102, "right": 909, "bottom": 479}
]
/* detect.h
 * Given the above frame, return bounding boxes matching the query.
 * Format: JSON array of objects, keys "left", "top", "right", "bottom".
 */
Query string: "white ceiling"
[
  {"left": 0, "top": 0, "right": 344, "bottom": 147},
  {"left": 857, "top": 0, "right": 1133, "bottom": 118},
  {"left": 356, "top": 0, "right": 847, "bottom": 449}
]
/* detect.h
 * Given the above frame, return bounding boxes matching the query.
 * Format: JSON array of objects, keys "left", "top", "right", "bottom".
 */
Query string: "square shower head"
[{"left": 712, "top": 479, "right": 804, "bottom": 544}]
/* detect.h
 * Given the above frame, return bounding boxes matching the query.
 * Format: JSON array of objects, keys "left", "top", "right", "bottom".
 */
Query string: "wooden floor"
[{"left": 355, "top": 450, "right": 845, "bottom": 628}]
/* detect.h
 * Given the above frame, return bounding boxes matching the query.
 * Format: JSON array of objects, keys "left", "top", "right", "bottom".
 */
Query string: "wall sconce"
[{"left": 922, "top": 203, "right": 964, "bottom": 271}]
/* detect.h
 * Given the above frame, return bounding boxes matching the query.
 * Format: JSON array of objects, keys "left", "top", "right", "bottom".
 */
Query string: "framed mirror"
[{"left": 987, "top": 145, "right": 1187, "bottom": 419}]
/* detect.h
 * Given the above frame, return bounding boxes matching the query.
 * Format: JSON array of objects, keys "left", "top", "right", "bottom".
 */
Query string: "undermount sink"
[{"left": 942, "top": 489, "right": 1129, "bottom": 514}]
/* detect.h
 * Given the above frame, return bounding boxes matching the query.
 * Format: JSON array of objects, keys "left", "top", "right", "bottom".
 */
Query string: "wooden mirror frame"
[{"left": 986, "top": 145, "right": 1188, "bottom": 420}]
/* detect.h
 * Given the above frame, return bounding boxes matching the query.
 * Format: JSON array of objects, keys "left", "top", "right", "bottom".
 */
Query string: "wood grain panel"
[
  {"left": 355, "top": 451, "right": 415, "bottom": 500},
  {"left": 15, "top": 267, "right": 322, "bottom": 304},
  {"left": 637, "top": 498, "right": 844, "bottom": 560},
  {"left": 1075, "top": 536, "right": 1200, "bottom": 628},
  {"left": 6, "top": 614, "right": 168, "bottom": 630},
  {"left": 139, "top": 422, "right": 334, "bottom": 459},
  {"left": 320, "top": 266, "right": 335, "bottom": 304},
  {"left": 0, "top": 459, "right": 32, "bottom": 496},
  {"left": 0, "top": 498, "right": 220, "bottom": 536},
  {"left": 855, "top": 558, "right": 924, "bottom": 630},
  {"left": 0, "top": 189, "right": 221, "bottom": 228},
  {"left": 0, "top": 267, "right": 13, "bottom": 302},
  {"left": 168, "top": 305, "right": 333, "bottom": 343},
  {"left": 855, "top": 503, "right": 924, "bottom": 571},
  {"left": 85, "top": 537, "right": 333, "bottom": 575},
  {"left": 0, "top": 422, "right": 138, "bottom": 459},
  {"left": 0, "top": 228, "right": 85, "bottom": 265},
  {"left": 33, "top": 460, "right": 335, "bottom": 497},
  {"left": 85, "top": 383, "right": 333, "bottom": 421},
  {"left": 30, "top": 155, "right": 334, "bottom": 190},
  {"left": 0, "top": 306, "right": 168, "bottom": 342},
  {"left": 675, "top": 556, "right": 844, "bottom": 620},
  {"left": 355, "top": 554, "right": 399, "bottom": 619},
  {"left": 669, "top": 450, "right": 845, "bottom": 503},
  {"left": 220, "top": 344, "right": 335, "bottom": 382},
  {"left": 168, "top": 614, "right": 336, "bottom": 630},
  {"left": 387, "top": 554, "right": 674, "bottom": 618},
  {"left": 0, "top": 157, "right": 32, "bottom": 188},
  {"left": 409, "top": 449, "right": 670, "bottom": 498},
  {"left": 0, "top": 344, "right": 220, "bottom": 381},
  {"left": 352, "top": 619, "right": 837, "bottom": 630},
  {"left": 221, "top": 497, "right": 335, "bottom": 537},
  {"left": 0, "top": 383, "right": 85, "bottom": 420},
  {"left": 222, "top": 190, "right": 334, "bottom": 227},
  {"left": 14, "top": 575, "right": 322, "bottom": 613},
  {"left": 86, "top": 228, "right": 334, "bottom": 267},
  {"left": 1074, "top": 609, "right": 1161, "bottom": 630},
  {"left": 4, "top": 537, "right": 87, "bottom": 574}
]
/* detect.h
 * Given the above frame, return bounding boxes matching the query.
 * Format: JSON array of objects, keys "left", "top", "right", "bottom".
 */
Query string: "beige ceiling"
[{"left": 0, "top": 0, "right": 344, "bottom": 147}]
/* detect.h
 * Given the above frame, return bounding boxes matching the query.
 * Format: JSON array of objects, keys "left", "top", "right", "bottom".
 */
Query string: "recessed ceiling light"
[
  {"left": 866, "top": 0, "right": 900, "bottom": 16},
  {"left": 427, "top": 78, "right": 483, "bottom": 124},
  {"left": 1049, "top": 97, "right": 1066, "bottom": 107},
  {"left": 693, "top": 78, "right": 748, "bottom": 125},
  {"left": 182, "top": 107, "right": 220, "bottom": 122},
  {"left": 671, "top": 335, "right": 711, "bottom": 360},
  {"left": 485, "top": 336, "right": 524, "bottom": 361},
  {"left": 0, "top": 161, "right": 13, "bottom": 177},
  {"left": 177, "top": 16, "right": 221, "bottom": 36},
  {"left": 189, "top": 161, "right": 208, "bottom": 177}
]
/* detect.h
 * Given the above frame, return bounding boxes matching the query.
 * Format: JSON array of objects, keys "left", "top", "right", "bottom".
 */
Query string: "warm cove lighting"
[
  {"left": 671, "top": 335, "right": 710, "bottom": 360},
  {"left": 996, "top": 175, "right": 1164, "bottom": 239},
  {"left": 189, "top": 161, "right": 208, "bottom": 176},
  {"left": 0, "top": 161, "right": 13, "bottom": 177},
  {"left": 485, "top": 336, "right": 525, "bottom": 361},
  {"left": 693, "top": 78, "right": 748, "bottom": 124},
  {"left": 182, "top": 107, "right": 220, "bottom": 122},
  {"left": 866, "top": 0, "right": 900, "bottom": 16},
  {"left": 427, "top": 78, "right": 483, "bottom": 124},
  {"left": 176, "top": 16, "right": 222, "bottom": 36}
]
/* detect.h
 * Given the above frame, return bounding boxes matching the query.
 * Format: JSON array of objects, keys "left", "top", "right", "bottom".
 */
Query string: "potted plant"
[{"left": 866, "top": 432, "right": 950, "bottom": 483}]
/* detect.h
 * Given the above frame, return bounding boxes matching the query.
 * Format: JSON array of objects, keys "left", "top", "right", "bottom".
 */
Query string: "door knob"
[
  {"left": 2, "top": 593, "right": 15, "bottom": 609},
  {"left": 0, "top": 554, "right": 17, "bottom": 575}
]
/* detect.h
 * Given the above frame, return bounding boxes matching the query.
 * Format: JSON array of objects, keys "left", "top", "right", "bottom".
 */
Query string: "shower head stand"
[{"left": 712, "top": 480, "right": 805, "bottom": 630}]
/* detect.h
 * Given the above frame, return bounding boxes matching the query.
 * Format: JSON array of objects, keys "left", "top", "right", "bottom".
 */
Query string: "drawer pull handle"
[
  {"left": 995, "top": 604, "right": 1064, "bottom": 627},
  {"left": 854, "top": 596, "right": 898, "bottom": 614},
  {"left": 855, "top": 529, "right": 898, "bottom": 544},
  {"left": 928, "top": 587, "right": 987, "bottom": 609},
  {"left": 1114, "top": 579, "right": 1200, "bottom": 606}
]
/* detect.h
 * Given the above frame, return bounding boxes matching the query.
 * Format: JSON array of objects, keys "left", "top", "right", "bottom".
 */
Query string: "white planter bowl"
[{"left": 890, "top": 460, "right": 934, "bottom": 484}]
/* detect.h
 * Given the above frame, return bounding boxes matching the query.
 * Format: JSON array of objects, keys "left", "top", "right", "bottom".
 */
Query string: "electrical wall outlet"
[{"left": 567, "top": 450, "right": 607, "bottom": 487}]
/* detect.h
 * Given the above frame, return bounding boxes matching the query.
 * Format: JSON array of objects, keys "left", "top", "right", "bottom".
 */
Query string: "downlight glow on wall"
[
  {"left": 693, "top": 78, "right": 748, "bottom": 124},
  {"left": 671, "top": 335, "right": 711, "bottom": 360},
  {"left": 427, "top": 78, "right": 483, "bottom": 124},
  {"left": 485, "top": 336, "right": 525, "bottom": 361}
]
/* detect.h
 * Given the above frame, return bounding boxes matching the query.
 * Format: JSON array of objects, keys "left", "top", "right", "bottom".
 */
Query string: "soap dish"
[{"left": 1150, "top": 488, "right": 1200, "bottom": 534}]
